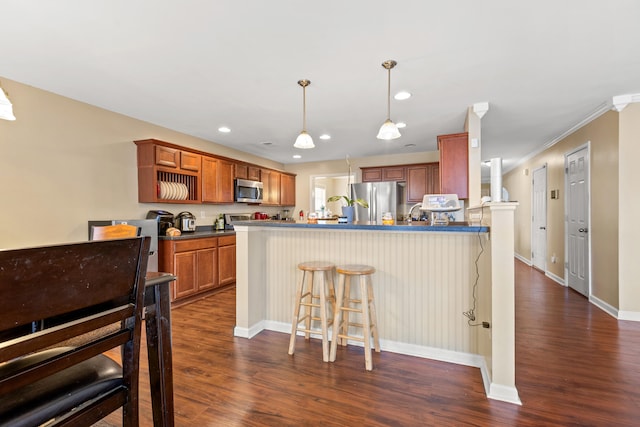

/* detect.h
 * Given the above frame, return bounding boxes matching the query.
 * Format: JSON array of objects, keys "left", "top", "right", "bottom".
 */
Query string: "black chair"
[{"left": 0, "top": 237, "right": 150, "bottom": 427}]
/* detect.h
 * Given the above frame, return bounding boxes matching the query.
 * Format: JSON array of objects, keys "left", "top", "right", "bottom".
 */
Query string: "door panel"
[
  {"left": 532, "top": 166, "right": 547, "bottom": 270},
  {"left": 566, "top": 147, "right": 589, "bottom": 296}
]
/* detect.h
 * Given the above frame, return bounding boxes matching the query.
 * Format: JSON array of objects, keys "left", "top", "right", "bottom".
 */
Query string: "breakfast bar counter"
[{"left": 233, "top": 203, "right": 521, "bottom": 404}]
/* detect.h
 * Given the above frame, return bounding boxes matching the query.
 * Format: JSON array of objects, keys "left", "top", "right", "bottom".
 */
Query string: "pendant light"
[
  {"left": 294, "top": 79, "right": 314, "bottom": 149},
  {"left": 377, "top": 60, "right": 401, "bottom": 140}
]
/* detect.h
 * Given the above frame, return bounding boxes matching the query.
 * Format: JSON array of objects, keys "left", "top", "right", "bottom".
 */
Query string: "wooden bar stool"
[
  {"left": 288, "top": 261, "right": 336, "bottom": 362},
  {"left": 329, "top": 264, "right": 380, "bottom": 371}
]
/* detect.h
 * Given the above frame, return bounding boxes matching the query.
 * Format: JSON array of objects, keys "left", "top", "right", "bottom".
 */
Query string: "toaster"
[{"left": 174, "top": 211, "right": 197, "bottom": 232}]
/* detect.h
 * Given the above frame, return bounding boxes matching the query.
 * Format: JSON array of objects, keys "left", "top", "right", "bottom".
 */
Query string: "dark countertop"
[
  {"left": 158, "top": 226, "right": 235, "bottom": 241},
  {"left": 232, "top": 220, "right": 488, "bottom": 233}
]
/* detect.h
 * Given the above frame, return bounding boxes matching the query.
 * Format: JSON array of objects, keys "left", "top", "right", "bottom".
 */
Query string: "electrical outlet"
[
  {"left": 551, "top": 254, "right": 557, "bottom": 264},
  {"left": 200, "top": 211, "right": 206, "bottom": 218},
  {"left": 482, "top": 322, "right": 490, "bottom": 328}
]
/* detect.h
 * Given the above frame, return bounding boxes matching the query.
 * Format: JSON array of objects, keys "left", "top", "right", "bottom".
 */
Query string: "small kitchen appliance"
[
  {"left": 420, "top": 194, "right": 462, "bottom": 225},
  {"left": 174, "top": 211, "right": 197, "bottom": 232},
  {"left": 224, "top": 213, "right": 253, "bottom": 230},
  {"left": 146, "top": 210, "right": 174, "bottom": 236}
]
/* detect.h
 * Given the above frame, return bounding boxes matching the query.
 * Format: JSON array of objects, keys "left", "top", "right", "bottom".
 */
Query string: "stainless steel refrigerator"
[{"left": 351, "top": 181, "right": 405, "bottom": 224}]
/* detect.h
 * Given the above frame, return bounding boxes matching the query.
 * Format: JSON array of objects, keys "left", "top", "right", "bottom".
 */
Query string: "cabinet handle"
[{"left": 578, "top": 228, "right": 588, "bottom": 233}]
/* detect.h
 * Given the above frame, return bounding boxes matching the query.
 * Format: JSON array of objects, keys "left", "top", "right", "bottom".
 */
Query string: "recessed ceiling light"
[
  {"left": 293, "top": 154, "right": 302, "bottom": 159},
  {"left": 319, "top": 134, "right": 331, "bottom": 140},
  {"left": 261, "top": 141, "right": 273, "bottom": 146},
  {"left": 218, "top": 126, "right": 231, "bottom": 133},
  {"left": 404, "top": 143, "right": 416, "bottom": 148},
  {"left": 396, "top": 122, "right": 407, "bottom": 128},
  {"left": 394, "top": 91, "right": 411, "bottom": 100}
]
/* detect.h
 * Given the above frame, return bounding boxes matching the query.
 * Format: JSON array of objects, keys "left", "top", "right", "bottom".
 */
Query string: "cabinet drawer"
[
  {"left": 155, "top": 146, "right": 179, "bottom": 168},
  {"left": 181, "top": 152, "right": 201, "bottom": 172},
  {"left": 218, "top": 235, "right": 236, "bottom": 246},
  {"left": 172, "top": 237, "right": 218, "bottom": 252},
  {"left": 383, "top": 167, "right": 406, "bottom": 181}
]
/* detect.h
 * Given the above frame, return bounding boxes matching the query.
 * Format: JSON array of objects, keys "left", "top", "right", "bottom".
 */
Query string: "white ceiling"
[{"left": 2, "top": 1, "right": 639, "bottom": 175}]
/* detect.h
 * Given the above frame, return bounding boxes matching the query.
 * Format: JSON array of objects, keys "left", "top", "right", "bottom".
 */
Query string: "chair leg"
[
  {"left": 360, "top": 276, "right": 373, "bottom": 371},
  {"left": 319, "top": 271, "right": 330, "bottom": 362},
  {"left": 303, "top": 271, "right": 313, "bottom": 339},
  {"left": 329, "top": 273, "right": 345, "bottom": 362},
  {"left": 340, "top": 275, "right": 351, "bottom": 346},
  {"left": 367, "top": 275, "right": 381, "bottom": 353},
  {"left": 288, "top": 270, "right": 306, "bottom": 355}
]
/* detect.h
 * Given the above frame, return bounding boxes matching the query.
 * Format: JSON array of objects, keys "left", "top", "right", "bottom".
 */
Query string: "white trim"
[
  {"left": 618, "top": 310, "right": 640, "bottom": 322},
  {"left": 233, "top": 320, "right": 267, "bottom": 339},
  {"left": 514, "top": 253, "right": 532, "bottom": 266},
  {"left": 256, "top": 320, "right": 519, "bottom": 403},
  {"left": 612, "top": 93, "right": 640, "bottom": 112},
  {"left": 488, "top": 383, "right": 522, "bottom": 405},
  {"left": 589, "top": 295, "right": 619, "bottom": 319},
  {"left": 531, "top": 164, "right": 548, "bottom": 272},
  {"left": 545, "top": 271, "right": 565, "bottom": 286}
]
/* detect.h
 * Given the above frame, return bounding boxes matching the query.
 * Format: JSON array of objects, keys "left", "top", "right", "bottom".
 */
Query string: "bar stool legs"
[
  {"left": 288, "top": 261, "right": 336, "bottom": 362},
  {"left": 330, "top": 264, "right": 380, "bottom": 371}
]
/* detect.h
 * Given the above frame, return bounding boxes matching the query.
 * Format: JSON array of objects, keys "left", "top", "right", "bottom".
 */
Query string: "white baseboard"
[
  {"left": 514, "top": 253, "right": 531, "bottom": 265},
  {"left": 233, "top": 320, "right": 267, "bottom": 338},
  {"left": 488, "top": 383, "right": 522, "bottom": 405},
  {"left": 256, "top": 320, "right": 520, "bottom": 403},
  {"left": 545, "top": 271, "right": 565, "bottom": 286},
  {"left": 589, "top": 295, "right": 618, "bottom": 319},
  {"left": 618, "top": 310, "right": 640, "bottom": 322}
]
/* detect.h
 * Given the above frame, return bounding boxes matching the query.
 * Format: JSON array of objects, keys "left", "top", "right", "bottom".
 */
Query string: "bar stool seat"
[
  {"left": 288, "top": 261, "right": 336, "bottom": 362},
  {"left": 329, "top": 264, "right": 380, "bottom": 371}
]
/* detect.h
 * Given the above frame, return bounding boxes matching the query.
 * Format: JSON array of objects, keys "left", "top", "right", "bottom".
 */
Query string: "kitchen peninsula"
[{"left": 234, "top": 203, "right": 520, "bottom": 404}]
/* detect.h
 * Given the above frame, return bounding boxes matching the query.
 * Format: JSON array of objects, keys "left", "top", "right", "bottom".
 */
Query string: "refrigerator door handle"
[{"left": 371, "top": 186, "right": 377, "bottom": 222}]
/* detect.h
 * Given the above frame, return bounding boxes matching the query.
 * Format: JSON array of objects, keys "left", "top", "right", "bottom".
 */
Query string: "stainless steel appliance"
[
  {"left": 351, "top": 181, "right": 405, "bottom": 224},
  {"left": 146, "top": 210, "right": 174, "bottom": 236},
  {"left": 235, "top": 178, "right": 263, "bottom": 203},
  {"left": 174, "top": 211, "right": 196, "bottom": 232},
  {"left": 224, "top": 212, "right": 252, "bottom": 229},
  {"left": 87, "top": 219, "right": 158, "bottom": 272}
]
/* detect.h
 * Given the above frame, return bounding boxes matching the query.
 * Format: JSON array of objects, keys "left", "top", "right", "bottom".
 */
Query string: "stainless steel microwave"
[{"left": 235, "top": 178, "right": 263, "bottom": 203}]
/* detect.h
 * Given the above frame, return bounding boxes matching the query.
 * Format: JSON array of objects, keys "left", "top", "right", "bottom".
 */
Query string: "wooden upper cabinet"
[
  {"left": 202, "top": 156, "right": 235, "bottom": 203},
  {"left": 280, "top": 173, "right": 296, "bottom": 206},
  {"left": 438, "top": 132, "right": 469, "bottom": 199},
  {"left": 406, "top": 163, "right": 439, "bottom": 203},
  {"left": 261, "top": 169, "right": 281, "bottom": 205},
  {"left": 135, "top": 139, "right": 201, "bottom": 204},
  {"left": 361, "top": 166, "right": 406, "bottom": 182},
  {"left": 362, "top": 168, "right": 383, "bottom": 182},
  {"left": 235, "top": 163, "right": 248, "bottom": 179}
]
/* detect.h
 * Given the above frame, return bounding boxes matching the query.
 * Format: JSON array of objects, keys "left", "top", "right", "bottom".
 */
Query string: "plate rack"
[{"left": 157, "top": 171, "right": 198, "bottom": 201}]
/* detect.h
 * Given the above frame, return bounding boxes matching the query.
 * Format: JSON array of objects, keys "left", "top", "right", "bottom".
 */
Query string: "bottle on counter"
[
  {"left": 216, "top": 214, "right": 225, "bottom": 230},
  {"left": 382, "top": 212, "right": 394, "bottom": 225}
]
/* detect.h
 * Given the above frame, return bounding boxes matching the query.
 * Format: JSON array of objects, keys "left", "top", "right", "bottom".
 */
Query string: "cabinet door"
[
  {"left": 196, "top": 248, "right": 218, "bottom": 291},
  {"left": 247, "top": 166, "right": 261, "bottom": 181},
  {"left": 218, "top": 243, "right": 236, "bottom": 286},
  {"left": 280, "top": 174, "right": 296, "bottom": 206},
  {"left": 438, "top": 133, "right": 468, "bottom": 199},
  {"left": 407, "top": 166, "right": 428, "bottom": 203},
  {"left": 155, "top": 145, "right": 179, "bottom": 168},
  {"left": 261, "top": 169, "right": 281, "bottom": 205},
  {"left": 235, "top": 163, "right": 248, "bottom": 179},
  {"left": 362, "top": 168, "right": 382, "bottom": 182},
  {"left": 382, "top": 166, "right": 406, "bottom": 181},
  {"left": 428, "top": 163, "right": 440, "bottom": 195},
  {"left": 202, "top": 157, "right": 235, "bottom": 203},
  {"left": 180, "top": 151, "right": 201, "bottom": 172},
  {"left": 173, "top": 251, "right": 197, "bottom": 299}
]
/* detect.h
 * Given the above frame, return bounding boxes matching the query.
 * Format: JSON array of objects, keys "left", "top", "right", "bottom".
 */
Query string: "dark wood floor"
[{"left": 104, "top": 260, "right": 640, "bottom": 426}]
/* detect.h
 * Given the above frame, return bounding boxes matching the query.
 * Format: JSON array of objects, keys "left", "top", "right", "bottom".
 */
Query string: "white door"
[
  {"left": 566, "top": 146, "right": 589, "bottom": 296},
  {"left": 532, "top": 165, "right": 547, "bottom": 271}
]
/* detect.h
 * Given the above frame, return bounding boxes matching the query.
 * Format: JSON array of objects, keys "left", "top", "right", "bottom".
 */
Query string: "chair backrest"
[
  {"left": 90, "top": 223, "right": 141, "bottom": 240},
  {"left": 0, "top": 237, "right": 150, "bottom": 427}
]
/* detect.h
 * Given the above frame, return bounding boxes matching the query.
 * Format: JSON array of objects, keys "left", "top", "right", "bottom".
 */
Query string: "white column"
[{"left": 487, "top": 202, "right": 521, "bottom": 404}]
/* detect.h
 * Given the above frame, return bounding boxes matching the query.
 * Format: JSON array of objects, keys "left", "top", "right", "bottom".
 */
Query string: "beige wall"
[
  {"left": 503, "top": 108, "right": 630, "bottom": 309},
  {"left": 0, "top": 77, "right": 284, "bottom": 249}
]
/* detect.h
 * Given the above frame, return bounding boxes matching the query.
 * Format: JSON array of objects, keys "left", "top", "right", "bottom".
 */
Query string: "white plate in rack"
[
  {"left": 159, "top": 181, "right": 167, "bottom": 199},
  {"left": 180, "top": 183, "right": 188, "bottom": 200}
]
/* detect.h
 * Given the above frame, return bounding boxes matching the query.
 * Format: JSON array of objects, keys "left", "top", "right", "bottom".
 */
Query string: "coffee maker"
[{"left": 146, "top": 210, "right": 174, "bottom": 236}]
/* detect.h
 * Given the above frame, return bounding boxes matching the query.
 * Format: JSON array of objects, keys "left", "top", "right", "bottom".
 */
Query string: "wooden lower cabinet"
[
  {"left": 218, "top": 235, "right": 236, "bottom": 286},
  {"left": 160, "top": 235, "right": 236, "bottom": 303}
]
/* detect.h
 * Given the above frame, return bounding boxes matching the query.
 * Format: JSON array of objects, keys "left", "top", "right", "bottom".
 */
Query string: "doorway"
[
  {"left": 565, "top": 145, "right": 590, "bottom": 297},
  {"left": 531, "top": 165, "right": 547, "bottom": 271}
]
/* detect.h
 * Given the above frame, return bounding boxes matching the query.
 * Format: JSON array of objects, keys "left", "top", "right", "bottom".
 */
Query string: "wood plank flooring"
[{"left": 103, "top": 260, "right": 640, "bottom": 426}]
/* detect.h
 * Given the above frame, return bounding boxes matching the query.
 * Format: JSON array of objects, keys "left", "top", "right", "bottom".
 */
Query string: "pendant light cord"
[
  {"left": 386, "top": 67, "right": 391, "bottom": 120},
  {"left": 302, "top": 84, "right": 307, "bottom": 132}
]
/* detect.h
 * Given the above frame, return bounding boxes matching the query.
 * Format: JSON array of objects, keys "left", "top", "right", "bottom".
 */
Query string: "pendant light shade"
[
  {"left": 377, "top": 60, "right": 400, "bottom": 140},
  {"left": 0, "top": 85, "right": 16, "bottom": 121},
  {"left": 294, "top": 79, "right": 314, "bottom": 149}
]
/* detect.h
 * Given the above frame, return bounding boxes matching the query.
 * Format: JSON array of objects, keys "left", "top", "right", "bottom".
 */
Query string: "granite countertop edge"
[
  {"left": 158, "top": 227, "right": 235, "bottom": 241},
  {"left": 232, "top": 220, "right": 488, "bottom": 233}
]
